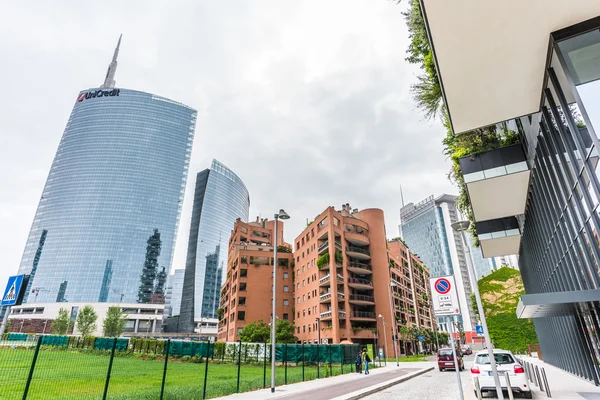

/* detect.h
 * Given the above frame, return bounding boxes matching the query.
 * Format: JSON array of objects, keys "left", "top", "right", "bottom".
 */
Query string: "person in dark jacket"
[
  {"left": 355, "top": 352, "right": 362, "bottom": 373},
  {"left": 362, "top": 348, "right": 371, "bottom": 375}
]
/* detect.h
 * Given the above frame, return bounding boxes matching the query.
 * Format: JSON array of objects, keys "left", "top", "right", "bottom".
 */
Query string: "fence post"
[
  {"left": 102, "top": 338, "right": 118, "bottom": 400},
  {"left": 22, "top": 335, "right": 42, "bottom": 400},
  {"left": 236, "top": 340, "right": 242, "bottom": 393},
  {"left": 302, "top": 342, "right": 305, "bottom": 382},
  {"left": 504, "top": 371, "right": 514, "bottom": 400},
  {"left": 202, "top": 341, "right": 210, "bottom": 400},
  {"left": 317, "top": 344, "right": 320, "bottom": 379},
  {"left": 284, "top": 343, "right": 288, "bottom": 385},
  {"left": 263, "top": 341, "right": 267, "bottom": 389},
  {"left": 535, "top": 365, "right": 545, "bottom": 392},
  {"left": 328, "top": 344, "right": 332, "bottom": 377},
  {"left": 541, "top": 367, "right": 551, "bottom": 398},
  {"left": 160, "top": 339, "right": 170, "bottom": 400}
]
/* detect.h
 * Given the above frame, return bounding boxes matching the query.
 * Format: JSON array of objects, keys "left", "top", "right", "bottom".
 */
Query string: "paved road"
[
  {"left": 363, "top": 356, "right": 476, "bottom": 400},
  {"left": 275, "top": 368, "right": 417, "bottom": 400}
]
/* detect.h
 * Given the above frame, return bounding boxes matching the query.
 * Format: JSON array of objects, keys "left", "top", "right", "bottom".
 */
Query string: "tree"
[
  {"left": 103, "top": 307, "right": 127, "bottom": 337},
  {"left": 239, "top": 320, "right": 270, "bottom": 342},
  {"left": 275, "top": 320, "right": 297, "bottom": 344},
  {"left": 76, "top": 305, "right": 98, "bottom": 337},
  {"left": 52, "top": 307, "right": 72, "bottom": 335}
]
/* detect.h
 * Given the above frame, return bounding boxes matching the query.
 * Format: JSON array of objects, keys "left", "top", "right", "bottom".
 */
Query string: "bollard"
[
  {"left": 504, "top": 371, "right": 514, "bottom": 400},
  {"left": 531, "top": 364, "right": 539, "bottom": 387},
  {"left": 535, "top": 365, "right": 544, "bottom": 392},
  {"left": 474, "top": 376, "right": 483, "bottom": 399},
  {"left": 541, "top": 367, "right": 552, "bottom": 398}
]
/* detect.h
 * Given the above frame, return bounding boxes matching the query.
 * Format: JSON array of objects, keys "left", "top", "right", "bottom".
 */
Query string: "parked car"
[
  {"left": 437, "top": 348, "right": 464, "bottom": 371},
  {"left": 470, "top": 349, "right": 531, "bottom": 399},
  {"left": 461, "top": 345, "right": 473, "bottom": 355}
]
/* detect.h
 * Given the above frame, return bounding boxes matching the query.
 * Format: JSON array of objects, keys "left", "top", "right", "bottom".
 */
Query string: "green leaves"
[
  {"left": 238, "top": 319, "right": 297, "bottom": 343},
  {"left": 76, "top": 305, "right": 98, "bottom": 337},
  {"left": 52, "top": 307, "right": 73, "bottom": 335},
  {"left": 103, "top": 306, "right": 128, "bottom": 337}
]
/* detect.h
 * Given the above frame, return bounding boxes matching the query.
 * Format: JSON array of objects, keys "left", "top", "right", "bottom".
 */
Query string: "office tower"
[
  {"left": 179, "top": 160, "right": 250, "bottom": 332},
  {"left": 292, "top": 204, "right": 434, "bottom": 356},
  {"left": 17, "top": 36, "right": 197, "bottom": 305},
  {"left": 217, "top": 217, "right": 293, "bottom": 342},
  {"left": 419, "top": 1, "right": 600, "bottom": 382},
  {"left": 164, "top": 269, "right": 185, "bottom": 317},
  {"left": 400, "top": 194, "right": 493, "bottom": 338}
]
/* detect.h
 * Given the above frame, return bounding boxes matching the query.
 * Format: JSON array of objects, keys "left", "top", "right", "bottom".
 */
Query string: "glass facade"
[
  {"left": 17, "top": 88, "right": 196, "bottom": 304},
  {"left": 179, "top": 160, "right": 249, "bottom": 331},
  {"left": 515, "top": 20, "right": 600, "bottom": 384}
]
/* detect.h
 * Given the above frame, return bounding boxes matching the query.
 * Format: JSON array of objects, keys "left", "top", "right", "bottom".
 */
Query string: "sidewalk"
[
  {"left": 218, "top": 362, "right": 435, "bottom": 400},
  {"left": 519, "top": 356, "right": 600, "bottom": 399}
]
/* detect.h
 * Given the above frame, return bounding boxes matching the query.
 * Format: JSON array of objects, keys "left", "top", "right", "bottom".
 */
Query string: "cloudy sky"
[{"left": 0, "top": 0, "right": 456, "bottom": 286}]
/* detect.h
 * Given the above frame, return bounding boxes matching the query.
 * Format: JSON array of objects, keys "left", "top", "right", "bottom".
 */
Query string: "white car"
[{"left": 470, "top": 349, "right": 532, "bottom": 399}]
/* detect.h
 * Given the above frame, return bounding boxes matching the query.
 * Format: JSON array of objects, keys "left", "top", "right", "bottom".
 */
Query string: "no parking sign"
[{"left": 429, "top": 276, "right": 460, "bottom": 317}]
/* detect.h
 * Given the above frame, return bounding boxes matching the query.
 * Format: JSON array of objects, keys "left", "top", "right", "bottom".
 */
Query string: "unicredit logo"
[{"left": 77, "top": 89, "right": 120, "bottom": 102}]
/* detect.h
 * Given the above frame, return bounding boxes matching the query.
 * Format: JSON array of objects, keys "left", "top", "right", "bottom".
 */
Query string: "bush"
[{"left": 214, "top": 342, "right": 226, "bottom": 359}]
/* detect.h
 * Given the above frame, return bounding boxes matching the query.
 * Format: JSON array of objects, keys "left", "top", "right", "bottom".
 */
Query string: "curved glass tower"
[
  {"left": 17, "top": 37, "right": 197, "bottom": 304},
  {"left": 179, "top": 160, "right": 250, "bottom": 331}
]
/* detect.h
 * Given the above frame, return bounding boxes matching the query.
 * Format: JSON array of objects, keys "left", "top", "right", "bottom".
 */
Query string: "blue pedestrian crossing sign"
[
  {"left": 476, "top": 325, "right": 484, "bottom": 335},
  {"left": 418, "top": 335, "right": 424, "bottom": 341},
  {"left": 1, "top": 275, "right": 25, "bottom": 306}
]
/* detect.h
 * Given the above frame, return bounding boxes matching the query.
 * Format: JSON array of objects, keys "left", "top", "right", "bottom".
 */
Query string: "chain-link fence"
[{"left": 0, "top": 334, "right": 362, "bottom": 399}]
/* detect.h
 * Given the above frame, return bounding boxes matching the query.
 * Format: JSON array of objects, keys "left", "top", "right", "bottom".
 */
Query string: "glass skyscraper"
[
  {"left": 17, "top": 37, "right": 197, "bottom": 305},
  {"left": 179, "top": 160, "right": 250, "bottom": 332},
  {"left": 400, "top": 194, "right": 494, "bottom": 332}
]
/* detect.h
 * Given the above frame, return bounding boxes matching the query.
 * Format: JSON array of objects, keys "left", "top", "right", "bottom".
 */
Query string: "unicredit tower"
[{"left": 17, "top": 36, "right": 197, "bottom": 305}]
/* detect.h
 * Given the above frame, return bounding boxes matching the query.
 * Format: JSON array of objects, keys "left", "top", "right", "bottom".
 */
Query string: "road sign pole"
[
  {"left": 447, "top": 316, "right": 464, "bottom": 400},
  {"left": 0, "top": 305, "right": 11, "bottom": 338},
  {"left": 456, "top": 228, "right": 504, "bottom": 399}
]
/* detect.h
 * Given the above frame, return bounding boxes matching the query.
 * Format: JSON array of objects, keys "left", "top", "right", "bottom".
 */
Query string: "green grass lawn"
[
  {"left": 381, "top": 355, "right": 428, "bottom": 362},
  {"left": 0, "top": 347, "right": 355, "bottom": 399}
]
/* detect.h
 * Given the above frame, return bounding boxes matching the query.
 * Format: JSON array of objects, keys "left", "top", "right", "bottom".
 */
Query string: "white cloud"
[{"left": 0, "top": 0, "right": 455, "bottom": 289}]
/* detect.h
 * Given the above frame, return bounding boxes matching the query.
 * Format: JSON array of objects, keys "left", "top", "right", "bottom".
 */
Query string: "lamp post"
[
  {"left": 378, "top": 314, "right": 388, "bottom": 363},
  {"left": 387, "top": 282, "right": 399, "bottom": 366},
  {"left": 271, "top": 209, "right": 290, "bottom": 394},
  {"left": 451, "top": 220, "right": 504, "bottom": 400},
  {"left": 316, "top": 317, "right": 320, "bottom": 344}
]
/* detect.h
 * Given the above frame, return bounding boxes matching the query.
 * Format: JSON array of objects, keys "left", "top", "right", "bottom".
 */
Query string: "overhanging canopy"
[
  {"left": 517, "top": 290, "right": 600, "bottom": 318},
  {"left": 420, "top": 0, "right": 600, "bottom": 133}
]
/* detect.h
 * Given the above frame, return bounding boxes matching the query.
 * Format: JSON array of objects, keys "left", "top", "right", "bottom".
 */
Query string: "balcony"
[
  {"left": 350, "top": 311, "right": 377, "bottom": 321},
  {"left": 320, "top": 292, "right": 345, "bottom": 303},
  {"left": 335, "top": 240, "right": 342, "bottom": 250},
  {"left": 349, "top": 328, "right": 376, "bottom": 339},
  {"left": 319, "top": 273, "right": 344, "bottom": 286},
  {"left": 320, "top": 310, "right": 346, "bottom": 320},
  {"left": 346, "top": 246, "right": 371, "bottom": 261},
  {"left": 347, "top": 261, "right": 372, "bottom": 275},
  {"left": 347, "top": 277, "right": 373, "bottom": 290},
  {"left": 345, "top": 231, "right": 370, "bottom": 246},
  {"left": 476, "top": 216, "right": 522, "bottom": 258},
  {"left": 318, "top": 241, "right": 329, "bottom": 254},
  {"left": 348, "top": 294, "right": 375, "bottom": 305}
]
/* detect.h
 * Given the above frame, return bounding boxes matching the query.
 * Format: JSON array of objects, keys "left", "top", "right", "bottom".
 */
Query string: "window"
[
  {"left": 303, "top": 295, "right": 305, "bottom": 302},
  {"left": 296, "top": 241, "right": 300, "bottom": 249},
  {"left": 333, "top": 217, "right": 339, "bottom": 227},
  {"left": 240, "top": 269, "right": 247, "bottom": 278},
  {"left": 308, "top": 309, "right": 311, "bottom": 315},
  {"left": 307, "top": 277, "right": 310, "bottom": 283},
  {"left": 302, "top": 252, "right": 305, "bottom": 258},
  {"left": 303, "top": 325, "right": 306, "bottom": 333},
  {"left": 283, "top": 313, "right": 289, "bottom": 320},
  {"left": 283, "top": 300, "right": 289, "bottom": 306},
  {"left": 297, "top": 269, "right": 300, "bottom": 276},
  {"left": 303, "top": 310, "right": 306, "bottom": 316},
  {"left": 237, "top": 311, "right": 245, "bottom": 320},
  {"left": 297, "top": 298, "right": 300, "bottom": 304},
  {"left": 306, "top": 233, "right": 310, "bottom": 242},
  {"left": 297, "top": 327, "right": 300, "bottom": 333},
  {"left": 297, "top": 311, "right": 300, "bottom": 318},
  {"left": 308, "top": 325, "right": 311, "bottom": 332},
  {"left": 284, "top": 272, "right": 289, "bottom": 279},
  {"left": 302, "top": 266, "right": 305, "bottom": 272},
  {"left": 239, "top": 283, "right": 247, "bottom": 291},
  {"left": 297, "top": 283, "right": 300, "bottom": 289},
  {"left": 239, "top": 297, "right": 246, "bottom": 306},
  {"left": 302, "top": 238, "right": 305, "bottom": 245},
  {"left": 475, "top": 353, "right": 515, "bottom": 365},
  {"left": 311, "top": 228, "right": 315, "bottom": 238},
  {"left": 241, "top": 256, "right": 247, "bottom": 264},
  {"left": 283, "top": 286, "right": 289, "bottom": 292}
]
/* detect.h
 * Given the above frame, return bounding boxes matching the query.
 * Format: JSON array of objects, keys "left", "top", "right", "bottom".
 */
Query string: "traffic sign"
[
  {"left": 418, "top": 335, "right": 424, "bottom": 341},
  {"left": 476, "top": 325, "right": 484, "bottom": 335},
  {"left": 1, "top": 275, "right": 25, "bottom": 306},
  {"left": 429, "top": 275, "right": 460, "bottom": 317}
]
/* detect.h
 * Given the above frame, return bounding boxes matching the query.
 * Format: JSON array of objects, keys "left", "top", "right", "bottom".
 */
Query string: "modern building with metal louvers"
[
  {"left": 17, "top": 36, "right": 197, "bottom": 305},
  {"left": 419, "top": 0, "right": 600, "bottom": 384}
]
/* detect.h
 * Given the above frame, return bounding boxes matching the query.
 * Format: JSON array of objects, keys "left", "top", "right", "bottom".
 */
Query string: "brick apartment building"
[
  {"left": 293, "top": 204, "right": 435, "bottom": 357},
  {"left": 217, "top": 217, "right": 294, "bottom": 342}
]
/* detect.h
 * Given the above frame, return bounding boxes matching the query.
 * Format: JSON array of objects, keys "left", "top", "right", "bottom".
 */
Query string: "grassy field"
[{"left": 0, "top": 347, "right": 355, "bottom": 399}]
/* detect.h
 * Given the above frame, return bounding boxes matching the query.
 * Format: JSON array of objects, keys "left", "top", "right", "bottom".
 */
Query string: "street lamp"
[
  {"left": 387, "top": 282, "right": 400, "bottom": 366},
  {"left": 271, "top": 209, "right": 290, "bottom": 394},
  {"left": 451, "top": 220, "right": 504, "bottom": 400},
  {"left": 378, "top": 314, "right": 388, "bottom": 366},
  {"left": 315, "top": 317, "right": 320, "bottom": 345}
]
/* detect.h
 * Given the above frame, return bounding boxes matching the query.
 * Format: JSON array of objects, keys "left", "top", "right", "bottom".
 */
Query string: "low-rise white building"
[{"left": 7, "top": 302, "right": 164, "bottom": 337}]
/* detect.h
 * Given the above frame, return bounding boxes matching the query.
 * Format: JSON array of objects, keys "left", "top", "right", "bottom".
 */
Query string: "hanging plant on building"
[
  {"left": 334, "top": 250, "right": 343, "bottom": 265},
  {"left": 316, "top": 252, "right": 330, "bottom": 270}
]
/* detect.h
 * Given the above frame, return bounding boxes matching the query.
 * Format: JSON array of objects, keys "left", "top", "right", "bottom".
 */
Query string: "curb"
[{"left": 340, "top": 366, "right": 435, "bottom": 400}]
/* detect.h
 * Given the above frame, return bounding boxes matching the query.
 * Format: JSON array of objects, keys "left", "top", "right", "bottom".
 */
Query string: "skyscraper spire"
[{"left": 100, "top": 34, "right": 122, "bottom": 89}]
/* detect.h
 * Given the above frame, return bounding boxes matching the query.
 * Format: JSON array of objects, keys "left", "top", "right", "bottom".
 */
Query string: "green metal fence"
[{"left": 0, "top": 335, "right": 362, "bottom": 399}]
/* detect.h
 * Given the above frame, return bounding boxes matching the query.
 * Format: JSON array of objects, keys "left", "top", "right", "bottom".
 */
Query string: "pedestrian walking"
[
  {"left": 362, "top": 348, "right": 371, "bottom": 375},
  {"left": 355, "top": 351, "right": 362, "bottom": 373}
]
